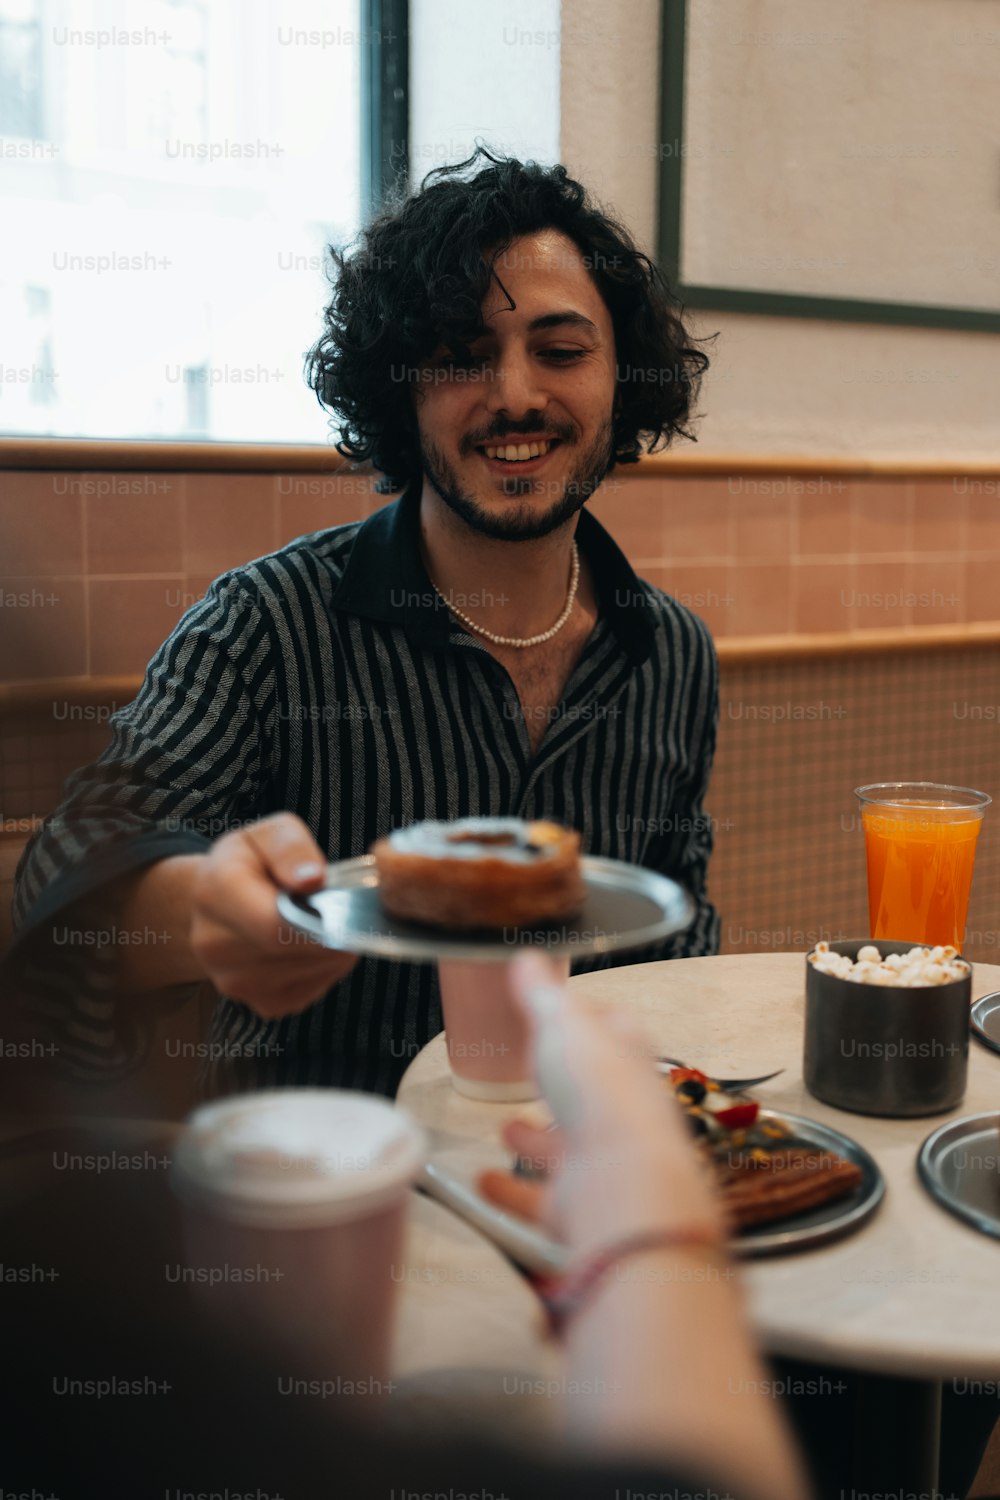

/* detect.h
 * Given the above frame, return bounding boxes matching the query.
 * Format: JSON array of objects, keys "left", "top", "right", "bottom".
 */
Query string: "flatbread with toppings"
[{"left": 668, "top": 1068, "right": 864, "bottom": 1232}]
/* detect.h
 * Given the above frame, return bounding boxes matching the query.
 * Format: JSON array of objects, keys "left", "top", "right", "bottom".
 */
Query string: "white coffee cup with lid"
[{"left": 172, "top": 1089, "right": 426, "bottom": 1394}]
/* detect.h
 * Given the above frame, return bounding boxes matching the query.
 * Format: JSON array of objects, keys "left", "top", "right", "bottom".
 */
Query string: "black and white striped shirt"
[{"left": 10, "top": 478, "right": 719, "bottom": 1097}]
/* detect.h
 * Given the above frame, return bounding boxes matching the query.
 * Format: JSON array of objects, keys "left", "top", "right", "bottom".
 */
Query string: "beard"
[{"left": 419, "top": 415, "right": 616, "bottom": 541}]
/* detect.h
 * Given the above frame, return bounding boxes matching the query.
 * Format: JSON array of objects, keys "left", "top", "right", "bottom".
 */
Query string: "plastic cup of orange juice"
[{"left": 855, "top": 782, "right": 991, "bottom": 949}]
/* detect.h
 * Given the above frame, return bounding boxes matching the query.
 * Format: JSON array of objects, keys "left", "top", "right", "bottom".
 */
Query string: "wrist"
[
  {"left": 559, "top": 1155, "right": 727, "bottom": 1251},
  {"left": 537, "top": 1223, "right": 731, "bottom": 1339}
]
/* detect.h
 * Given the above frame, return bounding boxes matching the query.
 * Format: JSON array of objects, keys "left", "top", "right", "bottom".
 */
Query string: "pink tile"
[
  {"left": 177, "top": 575, "right": 217, "bottom": 610},
  {"left": 0, "top": 472, "right": 84, "bottom": 575},
  {"left": 964, "top": 559, "right": 1000, "bottom": 623},
  {"left": 726, "top": 563, "right": 793, "bottom": 636},
  {"left": 792, "top": 562, "right": 855, "bottom": 634},
  {"left": 85, "top": 472, "right": 184, "bottom": 574},
  {"left": 88, "top": 578, "right": 188, "bottom": 676},
  {"left": 911, "top": 479, "right": 967, "bottom": 557},
  {"left": 643, "top": 563, "right": 734, "bottom": 636},
  {"left": 905, "top": 559, "right": 962, "bottom": 625},
  {"left": 964, "top": 478, "right": 1000, "bottom": 556},
  {"left": 851, "top": 561, "right": 911, "bottom": 629},
  {"left": 0, "top": 578, "right": 86, "bottom": 680},
  {"left": 587, "top": 476, "right": 666, "bottom": 561},
  {"left": 660, "top": 479, "right": 732, "bottom": 559},
  {"left": 730, "top": 484, "right": 793, "bottom": 561},
  {"left": 182, "top": 475, "right": 278, "bottom": 576},
  {"left": 852, "top": 480, "right": 912, "bottom": 555},
  {"left": 277, "top": 475, "right": 374, "bottom": 544},
  {"left": 796, "top": 480, "right": 855, "bottom": 557}
]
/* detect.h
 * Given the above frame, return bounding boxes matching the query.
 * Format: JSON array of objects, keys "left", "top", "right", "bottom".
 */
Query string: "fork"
[{"left": 658, "top": 1057, "right": 785, "bottom": 1092}]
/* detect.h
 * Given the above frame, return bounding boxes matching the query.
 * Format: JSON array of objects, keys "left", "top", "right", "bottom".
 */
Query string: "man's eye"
[
  {"left": 436, "top": 353, "right": 487, "bottom": 368},
  {"left": 541, "top": 349, "right": 586, "bottom": 362}
]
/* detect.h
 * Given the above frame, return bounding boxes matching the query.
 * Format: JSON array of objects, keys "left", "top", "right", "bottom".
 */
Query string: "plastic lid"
[{"left": 171, "top": 1089, "right": 427, "bottom": 1228}]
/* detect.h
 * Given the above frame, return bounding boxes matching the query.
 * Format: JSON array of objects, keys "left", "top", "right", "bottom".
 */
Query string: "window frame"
[
  {"left": 658, "top": 0, "right": 1000, "bottom": 333},
  {"left": 361, "top": 0, "right": 409, "bottom": 219}
]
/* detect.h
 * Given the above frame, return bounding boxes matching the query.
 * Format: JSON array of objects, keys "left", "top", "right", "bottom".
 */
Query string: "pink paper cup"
[
  {"left": 170, "top": 1089, "right": 426, "bottom": 1396},
  {"left": 437, "top": 955, "right": 571, "bottom": 1101}
]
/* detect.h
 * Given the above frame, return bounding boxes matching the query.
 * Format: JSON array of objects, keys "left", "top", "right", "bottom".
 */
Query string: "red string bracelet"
[{"left": 534, "top": 1225, "right": 729, "bottom": 1340}]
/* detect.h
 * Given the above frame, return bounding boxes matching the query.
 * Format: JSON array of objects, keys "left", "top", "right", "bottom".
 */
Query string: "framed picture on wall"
[{"left": 658, "top": 0, "right": 1000, "bottom": 331}]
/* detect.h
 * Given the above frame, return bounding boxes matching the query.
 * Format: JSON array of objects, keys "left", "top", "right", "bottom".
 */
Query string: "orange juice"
[{"left": 861, "top": 802, "right": 982, "bottom": 949}]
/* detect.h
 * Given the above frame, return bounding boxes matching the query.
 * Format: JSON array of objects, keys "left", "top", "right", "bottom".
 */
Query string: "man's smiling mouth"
[{"left": 475, "top": 438, "right": 562, "bottom": 466}]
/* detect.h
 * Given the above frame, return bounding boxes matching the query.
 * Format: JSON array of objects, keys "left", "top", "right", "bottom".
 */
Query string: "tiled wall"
[
  {"left": 1, "top": 465, "right": 998, "bottom": 684},
  {"left": 710, "top": 647, "right": 1000, "bottom": 965},
  {"left": 588, "top": 472, "right": 1000, "bottom": 638},
  {"left": 0, "top": 470, "right": 380, "bottom": 682}
]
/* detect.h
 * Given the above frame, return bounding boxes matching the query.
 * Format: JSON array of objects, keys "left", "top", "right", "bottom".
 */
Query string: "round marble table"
[
  {"left": 399, "top": 951, "right": 1000, "bottom": 1379},
  {"left": 391, "top": 1190, "right": 560, "bottom": 1439},
  {"left": 398, "top": 951, "right": 1000, "bottom": 1492}
]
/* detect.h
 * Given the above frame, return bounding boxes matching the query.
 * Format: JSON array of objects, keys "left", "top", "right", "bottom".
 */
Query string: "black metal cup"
[{"left": 804, "top": 939, "right": 970, "bottom": 1117}]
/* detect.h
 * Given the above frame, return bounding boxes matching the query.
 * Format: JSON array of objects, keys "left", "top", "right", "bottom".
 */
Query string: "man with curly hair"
[{"left": 9, "top": 149, "right": 720, "bottom": 1098}]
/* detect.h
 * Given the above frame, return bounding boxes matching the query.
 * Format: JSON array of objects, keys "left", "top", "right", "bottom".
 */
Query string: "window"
[
  {"left": 0, "top": 0, "right": 368, "bottom": 441},
  {"left": 0, "top": 0, "right": 42, "bottom": 138},
  {"left": 408, "top": 0, "right": 559, "bottom": 184}
]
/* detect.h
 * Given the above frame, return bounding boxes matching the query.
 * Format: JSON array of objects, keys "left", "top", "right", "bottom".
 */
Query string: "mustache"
[{"left": 467, "top": 428, "right": 574, "bottom": 447}]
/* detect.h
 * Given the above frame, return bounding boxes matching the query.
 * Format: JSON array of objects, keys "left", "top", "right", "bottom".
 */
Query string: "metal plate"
[
  {"left": 970, "top": 993, "right": 1000, "bottom": 1057},
  {"left": 514, "top": 1109, "right": 883, "bottom": 1260},
  {"left": 276, "top": 854, "right": 693, "bottom": 963},
  {"left": 918, "top": 1112, "right": 1000, "bottom": 1240},
  {"left": 729, "top": 1110, "right": 885, "bottom": 1258}
]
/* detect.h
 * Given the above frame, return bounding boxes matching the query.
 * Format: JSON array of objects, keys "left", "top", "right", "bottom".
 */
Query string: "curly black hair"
[{"left": 306, "top": 145, "right": 710, "bottom": 491}]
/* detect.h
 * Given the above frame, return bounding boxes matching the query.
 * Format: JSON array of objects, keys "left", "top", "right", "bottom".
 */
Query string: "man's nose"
[{"left": 484, "top": 348, "right": 547, "bottom": 416}]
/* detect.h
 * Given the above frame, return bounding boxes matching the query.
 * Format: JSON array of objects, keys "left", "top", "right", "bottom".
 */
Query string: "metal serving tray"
[
  {"left": 918, "top": 1112, "right": 1000, "bottom": 1240},
  {"left": 276, "top": 854, "right": 693, "bottom": 964},
  {"left": 970, "top": 992, "right": 1000, "bottom": 1057},
  {"left": 719, "top": 1109, "right": 884, "bottom": 1258},
  {"left": 513, "top": 1108, "right": 884, "bottom": 1262}
]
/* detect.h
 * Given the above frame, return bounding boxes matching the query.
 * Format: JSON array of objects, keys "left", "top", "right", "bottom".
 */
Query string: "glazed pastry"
[
  {"left": 371, "top": 817, "right": 586, "bottom": 930},
  {"left": 667, "top": 1068, "right": 863, "bottom": 1232}
]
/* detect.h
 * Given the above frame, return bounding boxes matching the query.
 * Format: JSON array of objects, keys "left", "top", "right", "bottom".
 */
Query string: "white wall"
[
  {"left": 409, "top": 0, "right": 561, "bottom": 179},
  {"left": 559, "top": 0, "right": 1000, "bottom": 459}
]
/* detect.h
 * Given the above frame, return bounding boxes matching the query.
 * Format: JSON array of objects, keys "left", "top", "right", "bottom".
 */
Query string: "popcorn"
[{"left": 809, "top": 941, "right": 969, "bottom": 987}]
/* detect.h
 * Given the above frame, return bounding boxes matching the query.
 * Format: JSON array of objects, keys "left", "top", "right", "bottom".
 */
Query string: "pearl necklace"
[{"left": 431, "top": 542, "right": 580, "bottom": 648}]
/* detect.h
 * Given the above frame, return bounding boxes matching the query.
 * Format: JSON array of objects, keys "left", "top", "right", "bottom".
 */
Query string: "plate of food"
[
  {"left": 276, "top": 817, "right": 694, "bottom": 963},
  {"left": 664, "top": 1066, "right": 885, "bottom": 1256},
  {"left": 505, "top": 1066, "right": 885, "bottom": 1263}
]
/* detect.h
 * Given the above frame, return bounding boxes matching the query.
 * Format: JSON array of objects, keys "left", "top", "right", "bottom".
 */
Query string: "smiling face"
[{"left": 413, "top": 230, "right": 618, "bottom": 541}]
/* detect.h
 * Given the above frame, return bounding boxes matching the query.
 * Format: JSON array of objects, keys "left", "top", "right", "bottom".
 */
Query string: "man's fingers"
[
  {"left": 212, "top": 970, "right": 337, "bottom": 1016},
  {"left": 195, "top": 854, "right": 290, "bottom": 951},
  {"left": 188, "top": 816, "right": 355, "bottom": 1020},
  {"left": 197, "top": 826, "right": 328, "bottom": 952},
  {"left": 205, "top": 950, "right": 359, "bottom": 1010},
  {"left": 243, "top": 814, "right": 328, "bottom": 890}
]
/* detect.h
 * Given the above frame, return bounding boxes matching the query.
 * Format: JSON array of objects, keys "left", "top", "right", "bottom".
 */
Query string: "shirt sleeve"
[{"left": 3, "top": 574, "right": 275, "bottom": 1077}]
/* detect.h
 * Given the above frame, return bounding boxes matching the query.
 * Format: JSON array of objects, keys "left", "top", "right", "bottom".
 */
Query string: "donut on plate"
[{"left": 370, "top": 817, "right": 585, "bottom": 930}]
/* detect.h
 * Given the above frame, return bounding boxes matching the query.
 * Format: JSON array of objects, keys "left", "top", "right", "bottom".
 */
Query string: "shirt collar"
[{"left": 330, "top": 474, "right": 658, "bottom": 665}]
